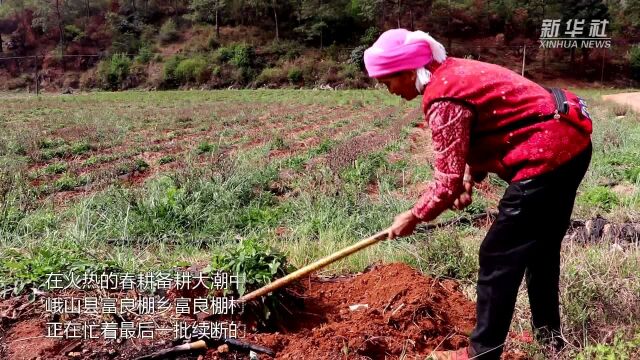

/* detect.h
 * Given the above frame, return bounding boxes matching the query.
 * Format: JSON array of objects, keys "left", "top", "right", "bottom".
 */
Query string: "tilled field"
[{"left": 1, "top": 90, "right": 639, "bottom": 360}]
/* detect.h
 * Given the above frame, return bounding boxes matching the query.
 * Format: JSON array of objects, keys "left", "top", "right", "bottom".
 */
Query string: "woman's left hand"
[
  {"left": 387, "top": 210, "right": 421, "bottom": 240},
  {"left": 452, "top": 179, "right": 473, "bottom": 210}
]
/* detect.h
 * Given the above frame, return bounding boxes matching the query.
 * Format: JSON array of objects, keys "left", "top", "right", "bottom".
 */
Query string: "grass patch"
[
  {"left": 0, "top": 243, "right": 120, "bottom": 296},
  {"left": 158, "top": 155, "right": 176, "bottom": 165},
  {"left": 44, "top": 162, "right": 68, "bottom": 175},
  {"left": 578, "top": 186, "right": 620, "bottom": 212},
  {"left": 196, "top": 141, "right": 215, "bottom": 154}
]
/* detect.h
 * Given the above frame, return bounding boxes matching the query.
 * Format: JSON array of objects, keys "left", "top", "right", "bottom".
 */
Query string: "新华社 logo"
[{"left": 539, "top": 19, "right": 611, "bottom": 49}]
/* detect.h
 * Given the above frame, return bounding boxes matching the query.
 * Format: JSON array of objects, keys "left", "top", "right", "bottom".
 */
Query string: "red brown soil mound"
[
  {"left": 1, "top": 263, "right": 530, "bottom": 359},
  {"left": 251, "top": 263, "right": 476, "bottom": 359}
]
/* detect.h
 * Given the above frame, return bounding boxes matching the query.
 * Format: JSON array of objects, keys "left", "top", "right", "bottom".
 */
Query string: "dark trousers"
[{"left": 470, "top": 143, "right": 592, "bottom": 360}]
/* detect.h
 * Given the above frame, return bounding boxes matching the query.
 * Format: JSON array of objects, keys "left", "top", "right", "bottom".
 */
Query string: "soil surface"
[
  {"left": 602, "top": 92, "right": 640, "bottom": 112},
  {"left": 1, "top": 264, "right": 531, "bottom": 360},
  {"left": 250, "top": 263, "right": 476, "bottom": 359}
]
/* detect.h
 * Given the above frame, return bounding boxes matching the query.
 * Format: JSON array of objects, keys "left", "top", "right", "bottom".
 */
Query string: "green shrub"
[
  {"left": 230, "top": 43, "right": 255, "bottom": 68},
  {"left": 579, "top": 186, "right": 620, "bottom": 212},
  {"left": 54, "top": 173, "right": 86, "bottom": 191},
  {"left": 265, "top": 40, "right": 303, "bottom": 60},
  {"left": 256, "top": 67, "right": 286, "bottom": 86},
  {"left": 339, "top": 63, "right": 360, "bottom": 80},
  {"left": 576, "top": 332, "right": 640, "bottom": 360},
  {"left": 175, "top": 57, "right": 210, "bottom": 84},
  {"left": 116, "top": 162, "right": 133, "bottom": 176},
  {"left": 196, "top": 141, "right": 214, "bottom": 154},
  {"left": 624, "top": 167, "right": 640, "bottom": 183},
  {"left": 211, "top": 239, "right": 293, "bottom": 296},
  {"left": 162, "top": 55, "right": 183, "bottom": 88},
  {"left": 288, "top": 67, "right": 303, "bottom": 84},
  {"left": 422, "top": 229, "right": 477, "bottom": 280},
  {"left": 135, "top": 44, "right": 154, "bottom": 64},
  {"left": 270, "top": 136, "right": 288, "bottom": 150},
  {"left": 159, "top": 19, "right": 179, "bottom": 44},
  {"left": 313, "top": 138, "right": 334, "bottom": 155},
  {"left": 39, "top": 138, "right": 66, "bottom": 149},
  {"left": 64, "top": 24, "right": 85, "bottom": 42},
  {"left": 44, "top": 162, "right": 68, "bottom": 175},
  {"left": 38, "top": 140, "right": 90, "bottom": 160},
  {"left": 41, "top": 146, "right": 69, "bottom": 160},
  {"left": 134, "top": 159, "right": 150, "bottom": 172},
  {"left": 215, "top": 45, "right": 236, "bottom": 63},
  {"left": 0, "top": 246, "right": 119, "bottom": 296},
  {"left": 71, "top": 141, "right": 91, "bottom": 155},
  {"left": 97, "top": 53, "right": 132, "bottom": 90},
  {"left": 210, "top": 43, "right": 258, "bottom": 85},
  {"left": 158, "top": 155, "right": 176, "bottom": 165},
  {"left": 349, "top": 45, "right": 368, "bottom": 69},
  {"left": 341, "top": 152, "right": 388, "bottom": 189},
  {"left": 207, "top": 35, "right": 220, "bottom": 50},
  {"left": 360, "top": 27, "right": 379, "bottom": 46}
]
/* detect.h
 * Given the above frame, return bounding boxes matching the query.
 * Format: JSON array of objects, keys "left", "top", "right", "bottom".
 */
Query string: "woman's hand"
[
  {"left": 452, "top": 178, "right": 473, "bottom": 210},
  {"left": 387, "top": 210, "right": 421, "bottom": 240},
  {"left": 452, "top": 167, "right": 474, "bottom": 210}
]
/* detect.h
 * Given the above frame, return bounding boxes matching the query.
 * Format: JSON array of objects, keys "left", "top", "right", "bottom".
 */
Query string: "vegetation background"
[{"left": 0, "top": 0, "right": 639, "bottom": 91}]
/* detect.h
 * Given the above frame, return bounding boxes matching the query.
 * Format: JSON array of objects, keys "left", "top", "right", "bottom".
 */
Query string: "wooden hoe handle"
[{"left": 238, "top": 229, "right": 389, "bottom": 303}]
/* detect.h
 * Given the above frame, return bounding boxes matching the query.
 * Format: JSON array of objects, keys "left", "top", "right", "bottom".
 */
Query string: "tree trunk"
[
  {"left": 410, "top": 9, "right": 414, "bottom": 30},
  {"left": 55, "top": 0, "right": 64, "bottom": 70},
  {"left": 581, "top": 48, "right": 590, "bottom": 65},
  {"left": 319, "top": 0, "right": 323, "bottom": 48},
  {"left": 85, "top": 0, "right": 90, "bottom": 28},
  {"left": 272, "top": 1, "right": 279, "bottom": 40},
  {"left": 570, "top": 47, "right": 575, "bottom": 65},
  {"left": 447, "top": 0, "right": 451, "bottom": 50},
  {"left": 0, "top": 35, "right": 3, "bottom": 53},
  {"left": 397, "top": 0, "right": 401, "bottom": 28},
  {"left": 215, "top": 0, "right": 220, "bottom": 38},
  {"left": 380, "top": 0, "right": 385, "bottom": 29}
]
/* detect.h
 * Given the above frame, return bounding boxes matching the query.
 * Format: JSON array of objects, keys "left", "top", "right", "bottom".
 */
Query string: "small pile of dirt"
[{"left": 250, "top": 263, "right": 476, "bottom": 359}]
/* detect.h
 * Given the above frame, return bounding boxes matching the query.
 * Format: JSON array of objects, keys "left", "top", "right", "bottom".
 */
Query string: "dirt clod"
[{"left": 250, "top": 263, "right": 476, "bottom": 359}]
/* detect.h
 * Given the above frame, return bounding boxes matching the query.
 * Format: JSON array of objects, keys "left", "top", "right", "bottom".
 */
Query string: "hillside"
[{"left": 0, "top": 0, "right": 639, "bottom": 91}]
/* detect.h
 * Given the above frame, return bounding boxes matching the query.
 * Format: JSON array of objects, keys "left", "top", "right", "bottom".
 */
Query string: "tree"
[
  {"left": 188, "top": 0, "right": 225, "bottom": 37},
  {"left": 352, "top": 0, "right": 382, "bottom": 28},
  {"left": 271, "top": 0, "right": 279, "bottom": 40},
  {"left": 561, "top": 0, "right": 610, "bottom": 64},
  {"left": 30, "top": 0, "right": 68, "bottom": 54}
]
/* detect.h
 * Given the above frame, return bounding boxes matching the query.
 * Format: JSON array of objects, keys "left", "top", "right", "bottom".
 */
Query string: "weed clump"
[
  {"left": 211, "top": 239, "right": 297, "bottom": 330},
  {"left": 579, "top": 186, "right": 620, "bottom": 212}
]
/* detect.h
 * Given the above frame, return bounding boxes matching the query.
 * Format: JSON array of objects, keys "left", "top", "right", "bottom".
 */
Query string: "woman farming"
[{"left": 365, "top": 29, "right": 593, "bottom": 360}]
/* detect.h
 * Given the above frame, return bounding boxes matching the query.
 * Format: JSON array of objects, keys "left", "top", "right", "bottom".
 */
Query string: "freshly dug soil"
[
  {"left": 249, "top": 263, "right": 476, "bottom": 359},
  {"left": 2, "top": 263, "right": 531, "bottom": 359}
]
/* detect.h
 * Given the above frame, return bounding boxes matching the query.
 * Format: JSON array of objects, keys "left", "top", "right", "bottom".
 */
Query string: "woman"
[{"left": 365, "top": 29, "right": 593, "bottom": 360}]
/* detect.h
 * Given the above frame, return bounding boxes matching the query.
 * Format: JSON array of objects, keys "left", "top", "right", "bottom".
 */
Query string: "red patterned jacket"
[{"left": 412, "top": 57, "right": 592, "bottom": 221}]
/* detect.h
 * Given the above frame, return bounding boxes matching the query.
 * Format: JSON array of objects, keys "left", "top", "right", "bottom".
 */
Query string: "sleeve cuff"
[{"left": 411, "top": 206, "right": 427, "bottom": 222}]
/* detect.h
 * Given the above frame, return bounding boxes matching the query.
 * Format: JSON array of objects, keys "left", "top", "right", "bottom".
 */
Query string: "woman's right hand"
[{"left": 452, "top": 175, "right": 474, "bottom": 210}]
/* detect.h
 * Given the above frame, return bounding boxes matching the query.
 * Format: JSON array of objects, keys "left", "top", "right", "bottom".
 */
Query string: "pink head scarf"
[{"left": 364, "top": 29, "right": 447, "bottom": 78}]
